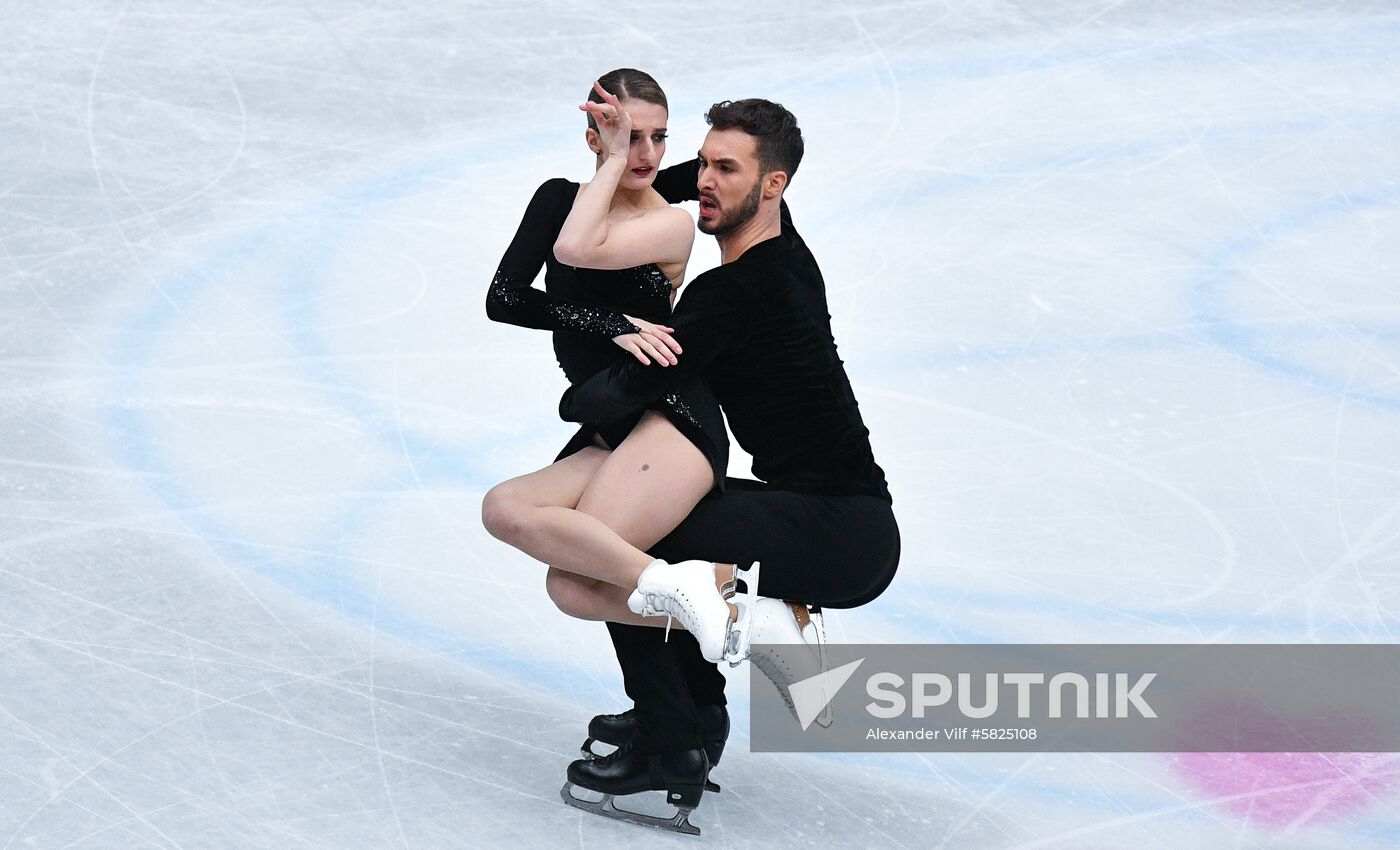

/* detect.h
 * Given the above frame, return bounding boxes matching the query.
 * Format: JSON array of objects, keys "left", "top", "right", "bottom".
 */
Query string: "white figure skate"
[
  {"left": 747, "top": 599, "right": 834, "bottom": 729},
  {"left": 629, "top": 559, "right": 759, "bottom": 663}
]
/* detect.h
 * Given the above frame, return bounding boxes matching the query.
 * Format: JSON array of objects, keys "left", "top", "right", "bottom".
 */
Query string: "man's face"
[{"left": 696, "top": 128, "right": 764, "bottom": 236}]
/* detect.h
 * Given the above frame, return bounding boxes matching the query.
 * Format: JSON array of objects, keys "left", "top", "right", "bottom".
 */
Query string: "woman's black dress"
[{"left": 485, "top": 177, "right": 727, "bottom": 490}]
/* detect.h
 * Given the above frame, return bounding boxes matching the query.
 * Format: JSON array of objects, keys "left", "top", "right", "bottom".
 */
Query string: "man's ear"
[{"left": 763, "top": 170, "right": 789, "bottom": 200}]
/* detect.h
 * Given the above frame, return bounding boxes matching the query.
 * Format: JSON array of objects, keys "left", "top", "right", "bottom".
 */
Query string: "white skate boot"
[
  {"left": 748, "top": 599, "right": 834, "bottom": 729},
  {"left": 628, "top": 559, "right": 736, "bottom": 663}
]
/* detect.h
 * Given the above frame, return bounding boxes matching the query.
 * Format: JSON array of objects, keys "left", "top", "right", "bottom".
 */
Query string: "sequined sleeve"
[{"left": 485, "top": 179, "right": 640, "bottom": 338}]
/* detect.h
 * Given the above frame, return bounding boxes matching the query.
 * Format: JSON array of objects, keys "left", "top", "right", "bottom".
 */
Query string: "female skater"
[
  {"left": 481, "top": 69, "right": 734, "bottom": 625},
  {"left": 484, "top": 80, "right": 841, "bottom": 834}
]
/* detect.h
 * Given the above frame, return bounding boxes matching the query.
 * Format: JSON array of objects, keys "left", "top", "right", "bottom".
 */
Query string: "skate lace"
[{"left": 644, "top": 591, "right": 685, "bottom": 642}]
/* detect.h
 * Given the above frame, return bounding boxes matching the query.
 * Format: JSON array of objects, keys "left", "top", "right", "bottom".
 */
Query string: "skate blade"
[
  {"left": 812, "top": 607, "right": 834, "bottom": 728},
  {"left": 722, "top": 561, "right": 761, "bottom": 666},
  {"left": 560, "top": 782, "right": 700, "bottom": 836}
]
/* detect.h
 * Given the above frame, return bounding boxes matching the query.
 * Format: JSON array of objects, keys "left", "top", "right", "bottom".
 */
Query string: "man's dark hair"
[{"left": 705, "top": 99, "right": 804, "bottom": 185}]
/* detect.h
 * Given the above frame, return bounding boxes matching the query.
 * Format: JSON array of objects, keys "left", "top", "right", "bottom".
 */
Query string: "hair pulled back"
[{"left": 587, "top": 68, "right": 668, "bottom": 131}]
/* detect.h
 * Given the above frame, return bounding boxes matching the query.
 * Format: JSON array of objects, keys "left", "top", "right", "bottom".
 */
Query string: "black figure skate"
[
  {"left": 579, "top": 704, "right": 728, "bottom": 793},
  {"left": 560, "top": 745, "right": 709, "bottom": 835}
]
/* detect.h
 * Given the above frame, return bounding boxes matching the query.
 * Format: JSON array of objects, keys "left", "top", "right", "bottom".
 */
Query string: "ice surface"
[{"left": 2, "top": 1, "right": 1399, "bottom": 847}]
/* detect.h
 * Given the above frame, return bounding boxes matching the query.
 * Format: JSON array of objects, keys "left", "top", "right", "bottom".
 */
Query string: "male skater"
[{"left": 552, "top": 98, "right": 900, "bottom": 833}]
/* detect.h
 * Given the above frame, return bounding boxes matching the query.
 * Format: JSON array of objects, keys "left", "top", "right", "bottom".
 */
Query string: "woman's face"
[{"left": 610, "top": 98, "right": 669, "bottom": 191}]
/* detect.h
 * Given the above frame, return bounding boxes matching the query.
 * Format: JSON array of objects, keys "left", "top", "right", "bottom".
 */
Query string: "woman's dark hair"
[
  {"left": 586, "top": 68, "right": 668, "bottom": 131},
  {"left": 705, "top": 99, "right": 804, "bottom": 184}
]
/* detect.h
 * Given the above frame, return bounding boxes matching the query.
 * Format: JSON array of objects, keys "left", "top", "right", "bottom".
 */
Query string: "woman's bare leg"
[
  {"left": 543, "top": 412, "right": 736, "bottom": 623},
  {"left": 481, "top": 415, "right": 735, "bottom": 623},
  {"left": 481, "top": 446, "right": 609, "bottom": 541},
  {"left": 484, "top": 413, "right": 712, "bottom": 587},
  {"left": 483, "top": 440, "right": 658, "bottom": 589}
]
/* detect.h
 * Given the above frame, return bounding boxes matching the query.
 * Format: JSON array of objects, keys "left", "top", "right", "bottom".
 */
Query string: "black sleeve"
[
  {"left": 560, "top": 271, "right": 746, "bottom": 424},
  {"left": 654, "top": 159, "right": 699, "bottom": 204},
  {"left": 485, "top": 179, "right": 638, "bottom": 338}
]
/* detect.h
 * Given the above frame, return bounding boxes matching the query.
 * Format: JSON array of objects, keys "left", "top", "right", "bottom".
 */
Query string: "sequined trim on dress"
[
  {"left": 660, "top": 391, "right": 702, "bottom": 430},
  {"left": 629, "top": 264, "right": 675, "bottom": 300}
]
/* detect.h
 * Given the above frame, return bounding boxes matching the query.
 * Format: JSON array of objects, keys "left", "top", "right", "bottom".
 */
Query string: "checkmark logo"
[{"left": 788, "top": 658, "right": 866, "bottom": 731}]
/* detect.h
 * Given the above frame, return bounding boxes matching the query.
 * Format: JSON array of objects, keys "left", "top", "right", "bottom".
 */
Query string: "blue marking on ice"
[{"left": 98, "top": 20, "right": 1400, "bottom": 824}]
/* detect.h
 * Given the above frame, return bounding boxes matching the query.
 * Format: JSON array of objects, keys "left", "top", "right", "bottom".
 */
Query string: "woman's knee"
[
  {"left": 545, "top": 568, "right": 602, "bottom": 620},
  {"left": 480, "top": 483, "right": 528, "bottom": 544}
]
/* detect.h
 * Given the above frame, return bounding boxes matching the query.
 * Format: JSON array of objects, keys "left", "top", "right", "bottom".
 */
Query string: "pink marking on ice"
[
  {"left": 1171, "top": 753, "right": 1398, "bottom": 827},
  {"left": 1165, "top": 698, "right": 1399, "bottom": 828}
]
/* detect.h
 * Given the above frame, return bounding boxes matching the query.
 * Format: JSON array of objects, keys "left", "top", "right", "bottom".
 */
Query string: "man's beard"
[{"left": 700, "top": 178, "right": 763, "bottom": 236}]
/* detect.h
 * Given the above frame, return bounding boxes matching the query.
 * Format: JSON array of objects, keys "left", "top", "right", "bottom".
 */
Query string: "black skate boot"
[
  {"left": 580, "top": 708, "right": 637, "bottom": 757},
  {"left": 561, "top": 744, "right": 709, "bottom": 835},
  {"left": 580, "top": 705, "right": 729, "bottom": 792}
]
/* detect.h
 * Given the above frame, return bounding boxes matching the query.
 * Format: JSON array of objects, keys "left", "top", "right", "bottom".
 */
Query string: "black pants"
[{"left": 609, "top": 478, "right": 900, "bottom": 751}]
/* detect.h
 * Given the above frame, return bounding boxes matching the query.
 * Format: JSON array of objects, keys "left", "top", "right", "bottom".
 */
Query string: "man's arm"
[
  {"left": 654, "top": 159, "right": 700, "bottom": 204},
  {"left": 560, "top": 271, "right": 745, "bottom": 424}
]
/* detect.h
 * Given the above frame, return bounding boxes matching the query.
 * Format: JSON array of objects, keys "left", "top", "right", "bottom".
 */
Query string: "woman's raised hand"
[
  {"left": 613, "top": 315, "right": 682, "bottom": 367},
  {"left": 580, "top": 82, "right": 631, "bottom": 162}
]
